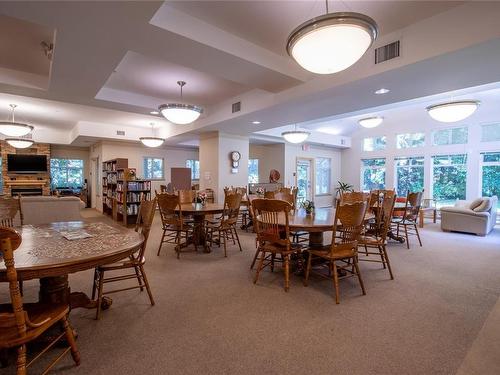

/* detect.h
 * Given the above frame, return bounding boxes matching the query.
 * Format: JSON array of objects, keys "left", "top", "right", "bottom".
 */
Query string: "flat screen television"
[{"left": 7, "top": 154, "right": 48, "bottom": 173}]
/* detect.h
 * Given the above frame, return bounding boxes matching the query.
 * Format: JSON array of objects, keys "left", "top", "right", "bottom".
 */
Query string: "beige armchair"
[
  {"left": 440, "top": 196, "right": 497, "bottom": 236},
  {"left": 20, "top": 196, "right": 85, "bottom": 225}
]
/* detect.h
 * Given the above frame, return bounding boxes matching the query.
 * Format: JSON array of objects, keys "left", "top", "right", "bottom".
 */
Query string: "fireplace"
[{"left": 11, "top": 187, "right": 43, "bottom": 196}]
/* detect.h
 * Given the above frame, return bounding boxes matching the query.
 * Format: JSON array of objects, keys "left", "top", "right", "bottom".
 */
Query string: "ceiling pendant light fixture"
[
  {"left": 6, "top": 133, "right": 34, "bottom": 149},
  {"left": 140, "top": 123, "right": 165, "bottom": 148},
  {"left": 286, "top": 0, "right": 378, "bottom": 74},
  {"left": 426, "top": 100, "right": 480, "bottom": 123},
  {"left": 0, "top": 104, "right": 34, "bottom": 137},
  {"left": 282, "top": 125, "right": 310, "bottom": 144},
  {"left": 359, "top": 116, "right": 383, "bottom": 128},
  {"left": 159, "top": 81, "right": 203, "bottom": 125}
]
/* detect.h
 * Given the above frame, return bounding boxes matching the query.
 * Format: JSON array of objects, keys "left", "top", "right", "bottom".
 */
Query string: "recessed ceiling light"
[
  {"left": 252, "top": 121, "right": 261, "bottom": 125},
  {"left": 359, "top": 116, "right": 383, "bottom": 128},
  {"left": 375, "top": 88, "right": 390, "bottom": 95},
  {"left": 150, "top": 111, "right": 159, "bottom": 115}
]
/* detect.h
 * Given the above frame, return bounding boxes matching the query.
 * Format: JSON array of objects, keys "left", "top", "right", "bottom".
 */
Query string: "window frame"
[
  {"left": 362, "top": 136, "right": 387, "bottom": 152},
  {"left": 479, "top": 151, "right": 500, "bottom": 214},
  {"left": 248, "top": 158, "right": 259, "bottom": 183},
  {"left": 315, "top": 157, "right": 331, "bottom": 196},
  {"left": 360, "top": 158, "right": 386, "bottom": 192},
  {"left": 143, "top": 157, "right": 165, "bottom": 180},
  {"left": 185, "top": 159, "right": 200, "bottom": 180},
  {"left": 50, "top": 158, "right": 84, "bottom": 189},
  {"left": 432, "top": 126, "right": 468, "bottom": 146},
  {"left": 480, "top": 123, "right": 500, "bottom": 143},
  {"left": 394, "top": 156, "right": 425, "bottom": 197},
  {"left": 396, "top": 132, "right": 426, "bottom": 149},
  {"left": 430, "top": 153, "right": 468, "bottom": 206}
]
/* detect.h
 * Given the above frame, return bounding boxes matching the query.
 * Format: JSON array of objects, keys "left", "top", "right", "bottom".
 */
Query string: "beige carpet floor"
[{"left": 2, "top": 210, "right": 500, "bottom": 375}]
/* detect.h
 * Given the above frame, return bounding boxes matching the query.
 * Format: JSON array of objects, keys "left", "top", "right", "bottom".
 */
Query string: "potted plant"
[
  {"left": 195, "top": 191, "right": 207, "bottom": 206},
  {"left": 301, "top": 200, "right": 315, "bottom": 215},
  {"left": 335, "top": 181, "right": 353, "bottom": 205},
  {"left": 255, "top": 187, "right": 265, "bottom": 197}
]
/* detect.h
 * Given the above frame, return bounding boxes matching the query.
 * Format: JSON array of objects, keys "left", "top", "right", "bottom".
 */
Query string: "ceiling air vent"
[
  {"left": 232, "top": 101, "right": 241, "bottom": 113},
  {"left": 116, "top": 130, "right": 125, "bottom": 136},
  {"left": 375, "top": 41, "right": 400, "bottom": 64}
]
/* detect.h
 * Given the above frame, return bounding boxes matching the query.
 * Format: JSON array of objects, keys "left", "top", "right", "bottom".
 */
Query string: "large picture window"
[
  {"left": 143, "top": 157, "right": 164, "bottom": 180},
  {"left": 248, "top": 159, "right": 259, "bottom": 183},
  {"left": 50, "top": 159, "right": 84, "bottom": 189},
  {"left": 396, "top": 132, "right": 425, "bottom": 149},
  {"left": 186, "top": 159, "right": 200, "bottom": 180},
  {"left": 394, "top": 156, "right": 424, "bottom": 197},
  {"left": 432, "top": 127, "right": 468, "bottom": 146},
  {"left": 481, "top": 123, "right": 500, "bottom": 142},
  {"left": 480, "top": 152, "right": 500, "bottom": 212},
  {"left": 361, "top": 158, "right": 385, "bottom": 191},
  {"left": 432, "top": 154, "right": 467, "bottom": 206},
  {"left": 362, "top": 136, "right": 386, "bottom": 151},
  {"left": 315, "top": 157, "right": 331, "bottom": 195}
]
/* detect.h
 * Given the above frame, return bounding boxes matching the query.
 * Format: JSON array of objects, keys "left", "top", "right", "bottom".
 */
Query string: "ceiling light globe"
[
  {"left": 426, "top": 101, "right": 479, "bottom": 123},
  {"left": 140, "top": 137, "right": 165, "bottom": 148},
  {"left": 159, "top": 104, "right": 203, "bottom": 125},
  {"left": 281, "top": 130, "right": 310, "bottom": 144},
  {"left": 359, "top": 116, "right": 383, "bottom": 128},
  {"left": 287, "top": 13, "right": 378, "bottom": 75},
  {"left": 6, "top": 138, "right": 34, "bottom": 149},
  {"left": 0, "top": 122, "right": 34, "bottom": 137}
]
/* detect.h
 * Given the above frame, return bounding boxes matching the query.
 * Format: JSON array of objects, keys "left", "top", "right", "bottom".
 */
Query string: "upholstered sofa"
[
  {"left": 20, "top": 196, "right": 85, "bottom": 225},
  {"left": 440, "top": 196, "right": 498, "bottom": 236}
]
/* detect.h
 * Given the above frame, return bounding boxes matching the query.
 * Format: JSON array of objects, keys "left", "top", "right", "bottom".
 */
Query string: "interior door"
[{"left": 296, "top": 158, "right": 313, "bottom": 203}]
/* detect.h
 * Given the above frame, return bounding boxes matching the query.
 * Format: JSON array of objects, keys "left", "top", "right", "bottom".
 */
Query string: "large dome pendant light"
[
  {"left": 286, "top": 0, "right": 378, "bottom": 74},
  {"left": 426, "top": 100, "right": 480, "bottom": 123},
  {"left": 159, "top": 81, "right": 203, "bottom": 125},
  {"left": 0, "top": 104, "right": 34, "bottom": 137},
  {"left": 140, "top": 123, "right": 165, "bottom": 148},
  {"left": 282, "top": 125, "right": 310, "bottom": 144},
  {"left": 6, "top": 133, "right": 34, "bottom": 149}
]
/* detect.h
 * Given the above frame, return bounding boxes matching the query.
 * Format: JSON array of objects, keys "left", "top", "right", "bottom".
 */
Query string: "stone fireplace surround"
[{"left": 1, "top": 141, "right": 51, "bottom": 196}]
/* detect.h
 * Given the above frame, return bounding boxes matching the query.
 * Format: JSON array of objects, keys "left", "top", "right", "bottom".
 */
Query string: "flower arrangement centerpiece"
[
  {"left": 196, "top": 191, "right": 207, "bottom": 206},
  {"left": 256, "top": 187, "right": 265, "bottom": 197},
  {"left": 301, "top": 200, "right": 315, "bottom": 215}
]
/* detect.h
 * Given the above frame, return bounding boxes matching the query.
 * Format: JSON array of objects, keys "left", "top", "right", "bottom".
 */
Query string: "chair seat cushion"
[
  {"left": 99, "top": 256, "right": 145, "bottom": 271},
  {"left": 308, "top": 246, "right": 356, "bottom": 260},
  {"left": 358, "top": 235, "right": 385, "bottom": 246}
]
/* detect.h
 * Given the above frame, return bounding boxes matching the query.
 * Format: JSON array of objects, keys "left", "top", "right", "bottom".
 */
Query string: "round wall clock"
[{"left": 231, "top": 151, "right": 241, "bottom": 162}]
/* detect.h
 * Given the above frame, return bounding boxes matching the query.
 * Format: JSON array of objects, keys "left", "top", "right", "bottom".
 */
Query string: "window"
[
  {"left": 143, "top": 157, "right": 164, "bottom": 180},
  {"left": 362, "top": 136, "right": 386, "bottom": 151},
  {"left": 186, "top": 159, "right": 200, "bottom": 180},
  {"left": 50, "top": 159, "right": 84, "bottom": 189},
  {"left": 394, "top": 156, "right": 424, "bottom": 197},
  {"left": 481, "top": 123, "right": 500, "bottom": 142},
  {"left": 431, "top": 154, "right": 467, "bottom": 206},
  {"left": 248, "top": 159, "right": 259, "bottom": 183},
  {"left": 361, "top": 158, "right": 385, "bottom": 191},
  {"left": 396, "top": 132, "right": 425, "bottom": 148},
  {"left": 480, "top": 152, "right": 500, "bottom": 212},
  {"left": 432, "top": 127, "right": 468, "bottom": 146},
  {"left": 315, "top": 158, "right": 331, "bottom": 195}
]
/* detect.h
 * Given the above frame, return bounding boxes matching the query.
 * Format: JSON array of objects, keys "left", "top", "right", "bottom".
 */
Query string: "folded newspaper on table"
[{"left": 61, "top": 231, "right": 93, "bottom": 241}]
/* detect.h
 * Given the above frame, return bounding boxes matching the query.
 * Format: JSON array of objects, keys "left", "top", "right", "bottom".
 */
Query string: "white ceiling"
[{"left": 0, "top": 1, "right": 499, "bottom": 147}]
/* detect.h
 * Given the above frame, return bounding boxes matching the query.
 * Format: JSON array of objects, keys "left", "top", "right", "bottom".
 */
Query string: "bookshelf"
[{"left": 102, "top": 158, "right": 152, "bottom": 225}]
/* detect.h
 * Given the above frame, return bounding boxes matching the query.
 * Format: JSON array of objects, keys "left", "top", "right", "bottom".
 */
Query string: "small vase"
[{"left": 305, "top": 210, "right": 313, "bottom": 216}]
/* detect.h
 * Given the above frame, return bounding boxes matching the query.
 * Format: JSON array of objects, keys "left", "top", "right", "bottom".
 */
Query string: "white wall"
[
  {"left": 284, "top": 144, "right": 342, "bottom": 208},
  {"left": 249, "top": 143, "right": 285, "bottom": 183},
  {"left": 341, "top": 114, "right": 500, "bottom": 200}
]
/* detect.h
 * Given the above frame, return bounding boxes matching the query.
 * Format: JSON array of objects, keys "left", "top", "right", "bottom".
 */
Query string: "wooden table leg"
[
  {"left": 419, "top": 210, "right": 424, "bottom": 228},
  {"left": 433, "top": 209, "right": 437, "bottom": 223},
  {"left": 308, "top": 232, "right": 324, "bottom": 248}
]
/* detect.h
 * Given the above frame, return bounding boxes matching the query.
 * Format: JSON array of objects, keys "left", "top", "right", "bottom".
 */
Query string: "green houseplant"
[{"left": 301, "top": 200, "right": 315, "bottom": 215}]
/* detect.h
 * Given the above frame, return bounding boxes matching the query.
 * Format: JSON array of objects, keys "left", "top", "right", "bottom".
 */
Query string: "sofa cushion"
[
  {"left": 469, "top": 198, "right": 483, "bottom": 210},
  {"left": 473, "top": 198, "right": 493, "bottom": 212}
]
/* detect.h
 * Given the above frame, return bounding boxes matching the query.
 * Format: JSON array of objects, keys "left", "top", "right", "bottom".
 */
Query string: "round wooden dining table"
[
  {"left": 0, "top": 219, "right": 143, "bottom": 311},
  {"left": 176, "top": 203, "right": 225, "bottom": 251}
]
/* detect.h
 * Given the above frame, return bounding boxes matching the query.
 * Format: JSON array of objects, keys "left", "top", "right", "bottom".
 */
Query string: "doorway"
[
  {"left": 90, "top": 156, "right": 99, "bottom": 209},
  {"left": 296, "top": 158, "right": 313, "bottom": 204}
]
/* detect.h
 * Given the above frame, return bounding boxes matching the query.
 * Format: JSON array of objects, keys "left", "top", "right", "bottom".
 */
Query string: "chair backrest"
[
  {"left": 204, "top": 188, "right": 215, "bottom": 203},
  {"left": 341, "top": 191, "right": 370, "bottom": 205},
  {"left": 252, "top": 198, "right": 291, "bottom": 248},
  {"left": 157, "top": 192, "right": 183, "bottom": 227},
  {"left": 378, "top": 192, "right": 397, "bottom": 241},
  {"left": 222, "top": 192, "right": 242, "bottom": 226},
  {"left": 274, "top": 191, "right": 296, "bottom": 210},
  {"left": 135, "top": 198, "right": 157, "bottom": 259},
  {"left": 332, "top": 201, "right": 367, "bottom": 246},
  {"left": 178, "top": 190, "right": 195, "bottom": 204},
  {"left": 0, "top": 197, "right": 23, "bottom": 227},
  {"left": 0, "top": 227, "right": 26, "bottom": 339},
  {"left": 264, "top": 191, "right": 275, "bottom": 199},
  {"left": 403, "top": 190, "right": 424, "bottom": 222}
]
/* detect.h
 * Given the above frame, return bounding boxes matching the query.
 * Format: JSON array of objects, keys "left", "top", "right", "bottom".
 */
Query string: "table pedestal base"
[{"left": 308, "top": 232, "right": 324, "bottom": 248}]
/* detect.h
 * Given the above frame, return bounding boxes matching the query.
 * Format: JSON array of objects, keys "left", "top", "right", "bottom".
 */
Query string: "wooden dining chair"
[
  {"left": 357, "top": 192, "right": 396, "bottom": 279},
  {"left": 252, "top": 199, "right": 301, "bottom": 292},
  {"left": 92, "top": 198, "right": 157, "bottom": 319},
  {"left": 0, "top": 197, "right": 23, "bottom": 227},
  {"left": 264, "top": 191, "right": 275, "bottom": 199},
  {"left": 340, "top": 191, "right": 370, "bottom": 204},
  {"left": 304, "top": 201, "right": 368, "bottom": 303},
  {"left": 205, "top": 192, "right": 242, "bottom": 257},
  {"left": 156, "top": 193, "right": 195, "bottom": 258},
  {"left": 178, "top": 190, "right": 195, "bottom": 204},
  {"left": 0, "top": 227, "right": 80, "bottom": 374},
  {"left": 393, "top": 190, "right": 424, "bottom": 249}
]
